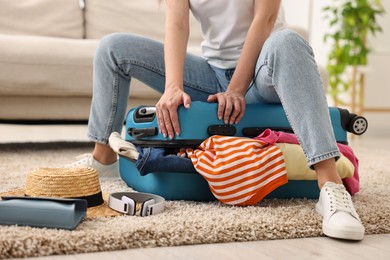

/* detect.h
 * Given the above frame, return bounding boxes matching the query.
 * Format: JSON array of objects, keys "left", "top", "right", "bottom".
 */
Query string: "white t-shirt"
[{"left": 189, "top": 0, "right": 287, "bottom": 69}]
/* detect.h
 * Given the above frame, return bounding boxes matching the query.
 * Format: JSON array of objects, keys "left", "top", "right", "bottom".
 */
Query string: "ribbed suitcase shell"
[{"left": 120, "top": 101, "right": 365, "bottom": 201}]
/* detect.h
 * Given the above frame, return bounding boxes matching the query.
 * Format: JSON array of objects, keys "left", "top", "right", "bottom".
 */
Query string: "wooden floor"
[
  {"left": 2, "top": 111, "right": 390, "bottom": 260},
  {"left": 30, "top": 234, "right": 390, "bottom": 260}
]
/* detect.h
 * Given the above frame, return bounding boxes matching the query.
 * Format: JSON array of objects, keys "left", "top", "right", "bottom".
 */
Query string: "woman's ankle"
[
  {"left": 93, "top": 143, "right": 118, "bottom": 165},
  {"left": 314, "top": 158, "right": 343, "bottom": 189}
]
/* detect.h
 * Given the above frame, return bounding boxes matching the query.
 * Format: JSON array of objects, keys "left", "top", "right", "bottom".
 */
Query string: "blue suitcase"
[{"left": 119, "top": 101, "right": 367, "bottom": 201}]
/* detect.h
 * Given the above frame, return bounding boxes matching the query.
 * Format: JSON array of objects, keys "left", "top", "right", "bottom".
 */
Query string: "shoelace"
[{"left": 325, "top": 185, "right": 354, "bottom": 215}]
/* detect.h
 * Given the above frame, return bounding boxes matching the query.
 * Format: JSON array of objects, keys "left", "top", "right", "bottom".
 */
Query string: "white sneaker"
[
  {"left": 109, "top": 132, "right": 139, "bottom": 161},
  {"left": 64, "top": 153, "right": 120, "bottom": 180},
  {"left": 316, "top": 182, "right": 365, "bottom": 240}
]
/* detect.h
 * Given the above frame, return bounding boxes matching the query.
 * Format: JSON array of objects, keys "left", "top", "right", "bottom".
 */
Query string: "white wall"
[
  {"left": 364, "top": 0, "right": 390, "bottom": 109},
  {"left": 282, "top": 0, "right": 390, "bottom": 109},
  {"left": 283, "top": 0, "right": 310, "bottom": 31}
]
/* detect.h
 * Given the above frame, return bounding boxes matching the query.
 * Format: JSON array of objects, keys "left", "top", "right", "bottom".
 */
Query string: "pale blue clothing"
[{"left": 88, "top": 28, "right": 340, "bottom": 167}]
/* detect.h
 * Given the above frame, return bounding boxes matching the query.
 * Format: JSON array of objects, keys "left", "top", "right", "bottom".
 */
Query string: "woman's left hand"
[{"left": 207, "top": 90, "right": 246, "bottom": 125}]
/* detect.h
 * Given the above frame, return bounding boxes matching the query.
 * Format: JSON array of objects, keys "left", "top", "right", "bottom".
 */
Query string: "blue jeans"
[
  {"left": 88, "top": 29, "right": 340, "bottom": 167},
  {"left": 135, "top": 147, "right": 195, "bottom": 176}
]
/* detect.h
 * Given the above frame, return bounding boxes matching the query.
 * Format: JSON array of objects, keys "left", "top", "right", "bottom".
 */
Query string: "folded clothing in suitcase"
[{"left": 119, "top": 101, "right": 367, "bottom": 201}]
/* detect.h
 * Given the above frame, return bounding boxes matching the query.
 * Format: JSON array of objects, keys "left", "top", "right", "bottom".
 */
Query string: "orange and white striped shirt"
[{"left": 188, "top": 135, "right": 288, "bottom": 206}]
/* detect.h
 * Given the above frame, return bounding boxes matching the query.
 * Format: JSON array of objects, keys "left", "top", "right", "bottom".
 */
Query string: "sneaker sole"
[
  {"left": 322, "top": 224, "right": 365, "bottom": 241},
  {"left": 315, "top": 202, "right": 364, "bottom": 241}
]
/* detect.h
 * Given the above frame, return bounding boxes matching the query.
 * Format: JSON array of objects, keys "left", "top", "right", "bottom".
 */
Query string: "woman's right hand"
[{"left": 156, "top": 87, "right": 191, "bottom": 139}]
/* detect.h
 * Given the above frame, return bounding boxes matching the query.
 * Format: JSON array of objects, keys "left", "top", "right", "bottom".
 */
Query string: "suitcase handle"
[
  {"left": 133, "top": 106, "right": 156, "bottom": 123},
  {"left": 207, "top": 125, "right": 237, "bottom": 136},
  {"left": 128, "top": 127, "right": 158, "bottom": 139}
]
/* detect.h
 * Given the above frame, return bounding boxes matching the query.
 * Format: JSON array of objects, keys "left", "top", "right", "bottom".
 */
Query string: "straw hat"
[{"left": 0, "top": 167, "right": 122, "bottom": 218}]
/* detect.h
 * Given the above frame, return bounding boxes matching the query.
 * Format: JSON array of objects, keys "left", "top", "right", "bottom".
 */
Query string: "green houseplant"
[{"left": 323, "top": 0, "right": 385, "bottom": 112}]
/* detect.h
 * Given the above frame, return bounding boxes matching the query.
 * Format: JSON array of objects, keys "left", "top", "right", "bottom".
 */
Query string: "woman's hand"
[
  {"left": 207, "top": 90, "right": 246, "bottom": 125},
  {"left": 156, "top": 87, "right": 191, "bottom": 139}
]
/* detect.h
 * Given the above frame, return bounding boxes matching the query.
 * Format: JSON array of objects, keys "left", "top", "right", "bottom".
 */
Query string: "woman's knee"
[
  {"left": 263, "top": 29, "right": 313, "bottom": 57},
  {"left": 94, "top": 33, "right": 163, "bottom": 67},
  {"left": 95, "top": 33, "right": 149, "bottom": 62},
  {"left": 94, "top": 33, "right": 125, "bottom": 65}
]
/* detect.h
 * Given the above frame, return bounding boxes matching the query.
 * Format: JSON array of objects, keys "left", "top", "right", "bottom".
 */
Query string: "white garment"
[
  {"left": 189, "top": 0, "right": 287, "bottom": 69},
  {"left": 108, "top": 132, "right": 139, "bottom": 161}
]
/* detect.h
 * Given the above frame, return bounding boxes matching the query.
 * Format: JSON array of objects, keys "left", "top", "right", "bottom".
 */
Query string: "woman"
[{"left": 67, "top": 0, "right": 364, "bottom": 240}]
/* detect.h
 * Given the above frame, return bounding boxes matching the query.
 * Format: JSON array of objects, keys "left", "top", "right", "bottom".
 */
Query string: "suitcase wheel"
[{"left": 348, "top": 116, "right": 368, "bottom": 135}]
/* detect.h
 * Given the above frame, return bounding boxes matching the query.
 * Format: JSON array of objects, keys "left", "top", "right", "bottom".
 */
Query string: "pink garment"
[{"left": 254, "top": 129, "right": 359, "bottom": 195}]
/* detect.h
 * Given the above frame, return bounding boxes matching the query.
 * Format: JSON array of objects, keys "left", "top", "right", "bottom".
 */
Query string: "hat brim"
[{"left": 0, "top": 189, "right": 122, "bottom": 218}]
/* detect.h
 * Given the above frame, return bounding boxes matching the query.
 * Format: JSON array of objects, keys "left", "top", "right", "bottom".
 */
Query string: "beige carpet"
[{"left": 0, "top": 142, "right": 389, "bottom": 259}]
